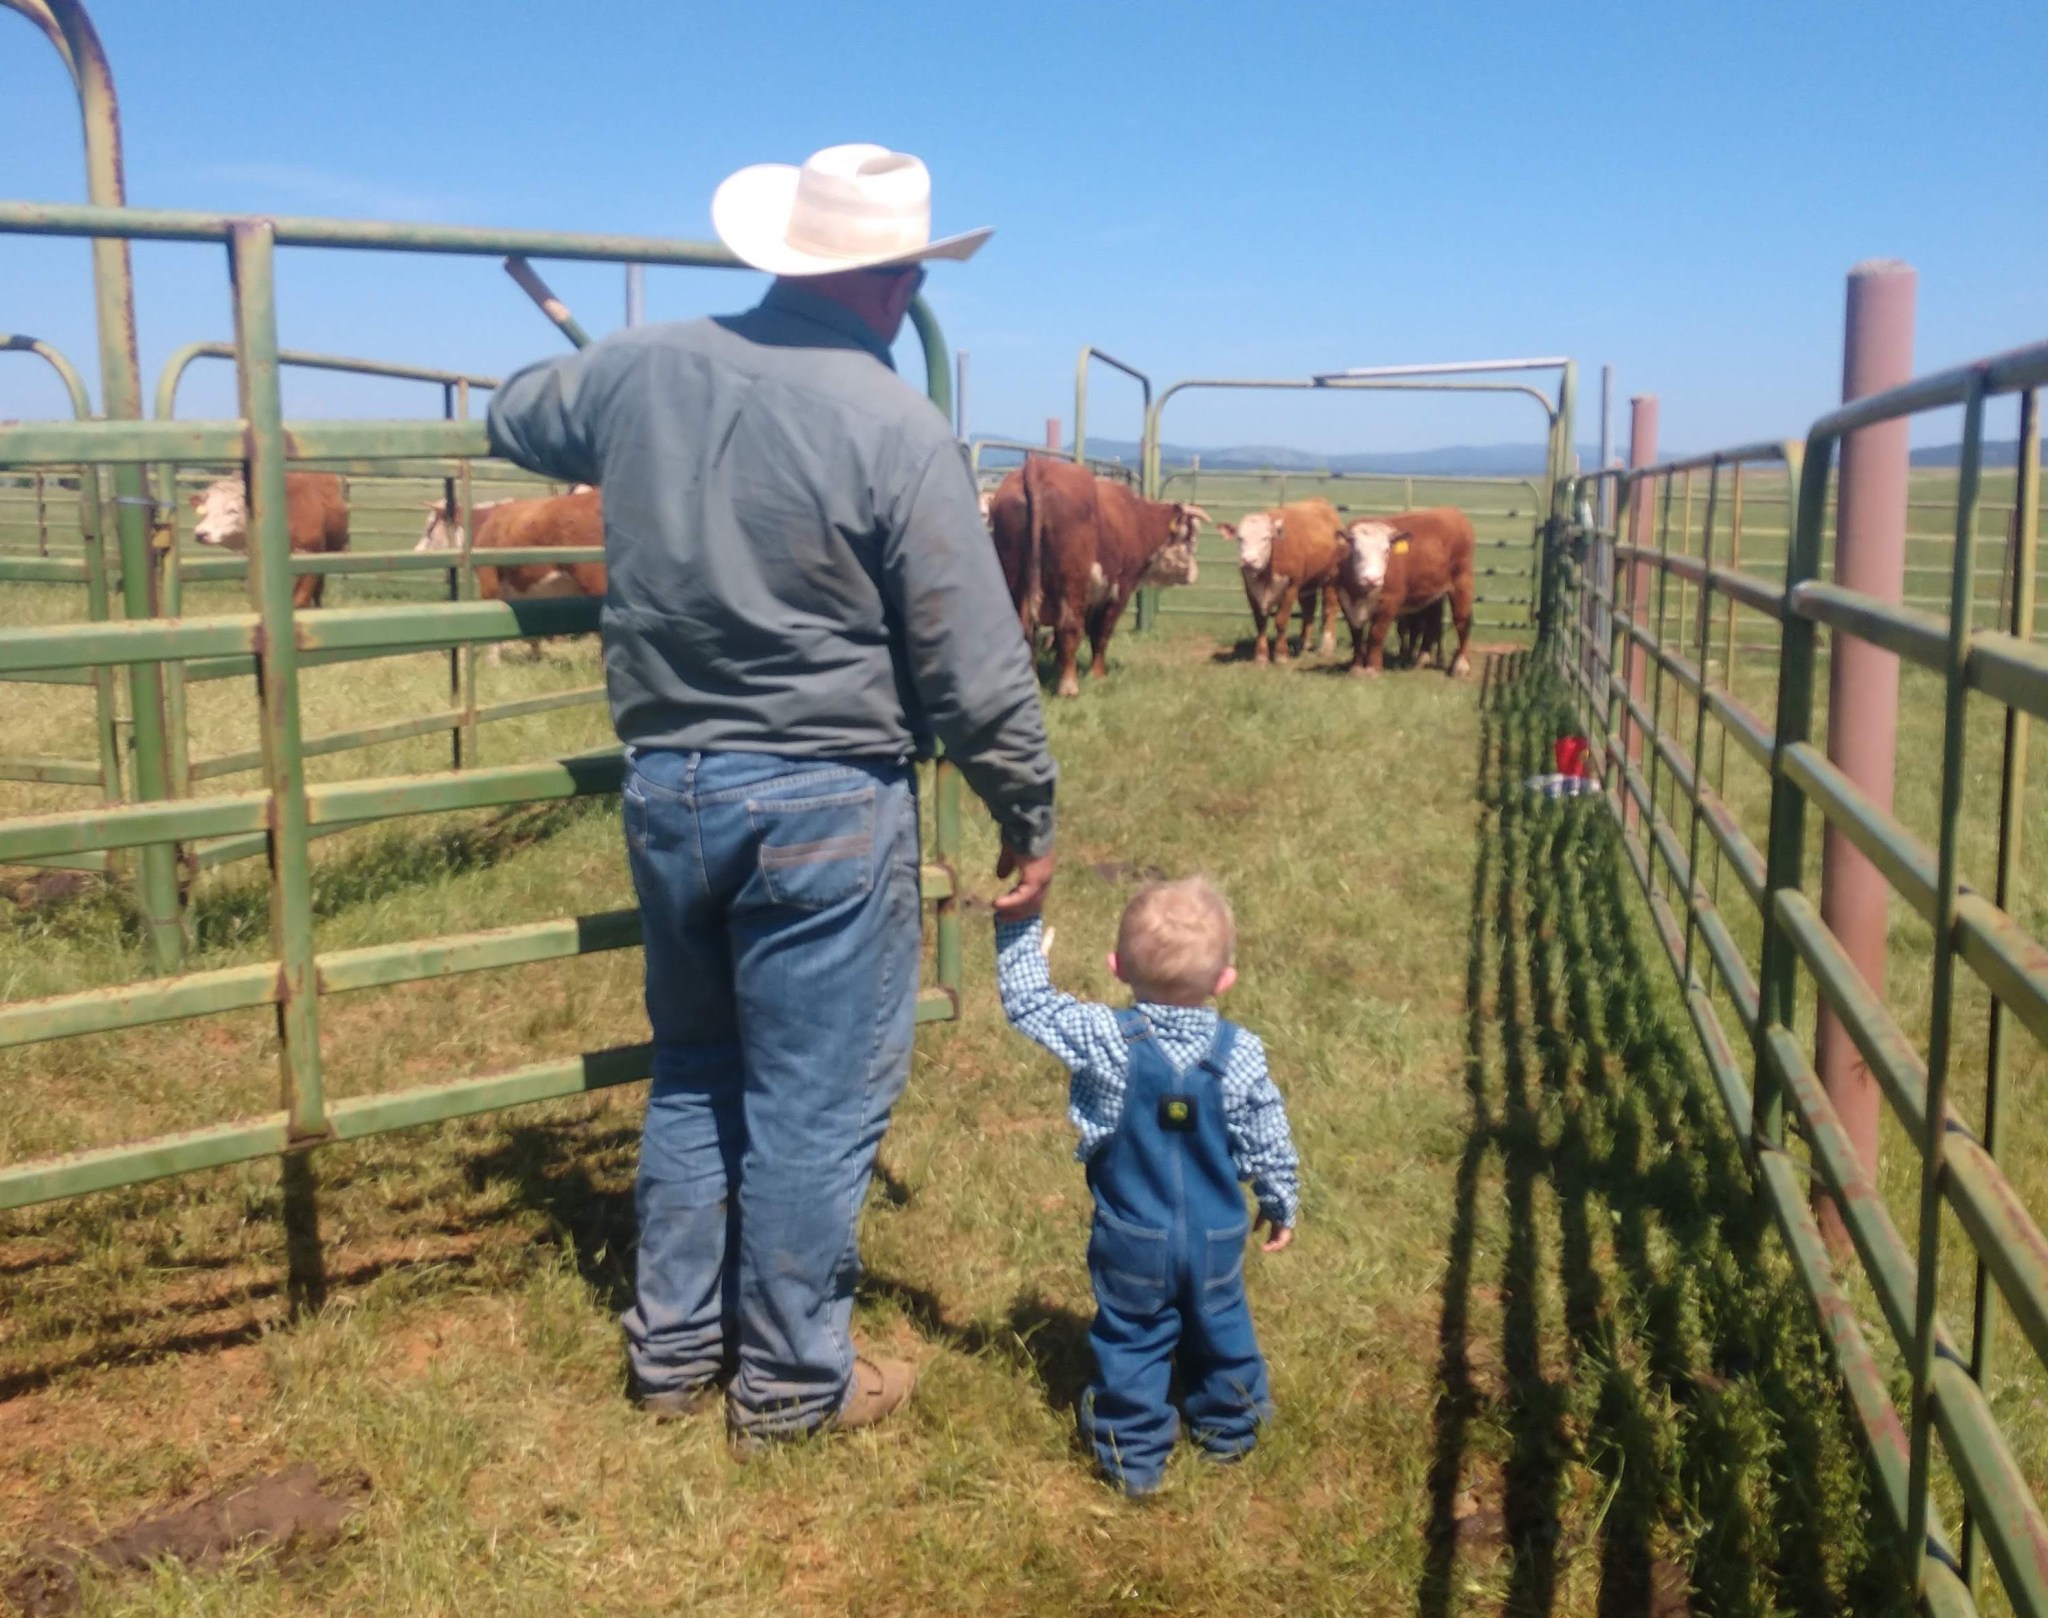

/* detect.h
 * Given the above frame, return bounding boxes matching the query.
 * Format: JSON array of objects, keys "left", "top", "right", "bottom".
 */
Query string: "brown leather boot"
[{"left": 822, "top": 1354, "right": 916, "bottom": 1433}]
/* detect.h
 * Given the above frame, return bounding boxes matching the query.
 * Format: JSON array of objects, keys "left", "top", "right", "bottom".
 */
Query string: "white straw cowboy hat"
[{"left": 712, "top": 143, "right": 992, "bottom": 276}]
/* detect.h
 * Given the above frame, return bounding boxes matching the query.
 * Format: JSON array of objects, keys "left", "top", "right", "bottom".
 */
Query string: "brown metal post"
[
  {"left": 1045, "top": 417, "right": 1060, "bottom": 453},
  {"left": 1815, "top": 260, "right": 1916, "bottom": 1242},
  {"left": 1620, "top": 396, "right": 1659, "bottom": 827}
]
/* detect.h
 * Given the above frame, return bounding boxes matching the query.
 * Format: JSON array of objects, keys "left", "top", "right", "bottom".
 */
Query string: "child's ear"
[
  {"left": 1107, "top": 950, "right": 1125, "bottom": 982},
  {"left": 1214, "top": 964, "right": 1239, "bottom": 997}
]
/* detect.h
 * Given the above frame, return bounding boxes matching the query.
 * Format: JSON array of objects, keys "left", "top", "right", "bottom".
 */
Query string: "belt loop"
[{"left": 683, "top": 751, "right": 701, "bottom": 795}]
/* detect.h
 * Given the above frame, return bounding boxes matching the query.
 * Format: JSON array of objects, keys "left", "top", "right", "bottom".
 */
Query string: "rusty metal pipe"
[{"left": 1816, "top": 260, "right": 1917, "bottom": 1245}]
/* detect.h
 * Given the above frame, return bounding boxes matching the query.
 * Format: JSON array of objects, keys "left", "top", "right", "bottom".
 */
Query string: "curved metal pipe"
[
  {"left": 4, "top": 0, "right": 184, "bottom": 968},
  {"left": 155, "top": 342, "right": 500, "bottom": 423},
  {"left": 1075, "top": 345, "right": 1151, "bottom": 470},
  {"left": 1, "top": 332, "right": 93, "bottom": 418}
]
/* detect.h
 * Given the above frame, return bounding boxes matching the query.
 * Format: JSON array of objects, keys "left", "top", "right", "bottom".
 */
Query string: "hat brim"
[{"left": 712, "top": 162, "right": 992, "bottom": 277}]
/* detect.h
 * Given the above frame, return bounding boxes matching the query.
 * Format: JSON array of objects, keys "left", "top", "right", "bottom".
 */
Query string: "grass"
[{"left": 0, "top": 600, "right": 1916, "bottom": 1615}]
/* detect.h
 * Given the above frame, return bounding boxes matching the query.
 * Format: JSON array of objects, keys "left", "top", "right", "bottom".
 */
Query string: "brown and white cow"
[
  {"left": 416, "top": 485, "right": 604, "bottom": 660},
  {"left": 1336, "top": 506, "right": 1478, "bottom": 678},
  {"left": 188, "top": 471, "right": 350, "bottom": 610},
  {"left": 989, "top": 455, "right": 1206, "bottom": 697},
  {"left": 415, "top": 485, "right": 605, "bottom": 602},
  {"left": 1218, "top": 498, "right": 1347, "bottom": 664}
]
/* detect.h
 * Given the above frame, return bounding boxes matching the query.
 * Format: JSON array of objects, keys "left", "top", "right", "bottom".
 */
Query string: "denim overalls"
[{"left": 1081, "top": 1010, "right": 1272, "bottom": 1492}]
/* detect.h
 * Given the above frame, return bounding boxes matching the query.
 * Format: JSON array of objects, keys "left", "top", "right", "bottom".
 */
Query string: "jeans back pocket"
[
  {"left": 1089, "top": 1206, "right": 1171, "bottom": 1316},
  {"left": 748, "top": 785, "right": 877, "bottom": 912}
]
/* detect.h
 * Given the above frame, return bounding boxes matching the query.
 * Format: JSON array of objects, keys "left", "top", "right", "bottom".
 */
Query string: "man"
[{"left": 488, "top": 144, "right": 1057, "bottom": 1446}]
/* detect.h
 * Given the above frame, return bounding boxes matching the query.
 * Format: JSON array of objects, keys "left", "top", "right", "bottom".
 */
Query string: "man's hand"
[
  {"left": 993, "top": 843, "right": 1056, "bottom": 920},
  {"left": 1255, "top": 1216, "right": 1294, "bottom": 1254}
]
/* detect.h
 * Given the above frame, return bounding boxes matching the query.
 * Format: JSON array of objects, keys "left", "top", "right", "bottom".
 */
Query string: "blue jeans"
[{"left": 617, "top": 748, "right": 921, "bottom": 1437}]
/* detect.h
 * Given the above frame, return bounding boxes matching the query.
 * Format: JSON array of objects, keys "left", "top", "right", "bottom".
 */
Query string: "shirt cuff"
[
  {"left": 994, "top": 800, "right": 1055, "bottom": 860},
  {"left": 1257, "top": 1189, "right": 1298, "bottom": 1228}
]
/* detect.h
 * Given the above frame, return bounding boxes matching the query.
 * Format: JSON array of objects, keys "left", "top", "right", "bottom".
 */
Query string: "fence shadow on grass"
[
  {"left": 186, "top": 797, "right": 605, "bottom": 955},
  {"left": 1416, "top": 653, "right": 1907, "bottom": 1618}
]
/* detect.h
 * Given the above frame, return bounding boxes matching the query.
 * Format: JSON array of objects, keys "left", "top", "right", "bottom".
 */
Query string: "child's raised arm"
[{"left": 994, "top": 917, "right": 1123, "bottom": 1077}]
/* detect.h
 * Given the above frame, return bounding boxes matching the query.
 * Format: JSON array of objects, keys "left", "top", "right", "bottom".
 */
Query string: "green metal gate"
[
  {"left": 1552, "top": 347, "right": 2048, "bottom": 1615},
  {"left": 0, "top": 0, "right": 967, "bottom": 1259},
  {"left": 1131, "top": 363, "right": 1578, "bottom": 637}
]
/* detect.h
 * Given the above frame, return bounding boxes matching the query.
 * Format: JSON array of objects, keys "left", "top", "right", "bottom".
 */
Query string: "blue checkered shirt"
[{"left": 994, "top": 918, "right": 1301, "bottom": 1226}]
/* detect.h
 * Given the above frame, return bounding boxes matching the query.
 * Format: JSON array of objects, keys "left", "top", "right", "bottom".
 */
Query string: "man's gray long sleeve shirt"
[{"left": 486, "top": 281, "right": 1056, "bottom": 856}]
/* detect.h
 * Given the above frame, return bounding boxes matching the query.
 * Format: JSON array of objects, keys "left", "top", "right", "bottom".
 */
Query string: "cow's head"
[
  {"left": 1140, "top": 502, "right": 1208, "bottom": 588},
  {"left": 977, "top": 489, "right": 994, "bottom": 527},
  {"left": 416, "top": 498, "right": 509, "bottom": 553},
  {"left": 1344, "top": 518, "right": 1398, "bottom": 594},
  {"left": 415, "top": 499, "right": 463, "bottom": 554},
  {"left": 1227, "top": 509, "right": 1278, "bottom": 573},
  {"left": 188, "top": 477, "right": 249, "bottom": 551}
]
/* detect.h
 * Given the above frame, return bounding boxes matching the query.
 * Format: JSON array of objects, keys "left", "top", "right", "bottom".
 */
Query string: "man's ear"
[{"left": 1214, "top": 964, "right": 1238, "bottom": 996}]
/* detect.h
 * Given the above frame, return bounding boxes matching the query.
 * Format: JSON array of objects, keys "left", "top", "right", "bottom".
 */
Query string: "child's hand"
[{"left": 1255, "top": 1216, "right": 1293, "bottom": 1254}]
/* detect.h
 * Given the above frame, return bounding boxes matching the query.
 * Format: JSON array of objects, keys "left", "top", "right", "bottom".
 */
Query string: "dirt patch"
[
  {"left": 5, "top": 1463, "right": 367, "bottom": 1615},
  {"left": 0, "top": 870, "right": 100, "bottom": 912}
]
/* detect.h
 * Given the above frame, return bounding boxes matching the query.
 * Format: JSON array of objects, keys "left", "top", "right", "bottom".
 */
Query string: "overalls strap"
[{"left": 1195, "top": 1019, "right": 1238, "bottom": 1084}]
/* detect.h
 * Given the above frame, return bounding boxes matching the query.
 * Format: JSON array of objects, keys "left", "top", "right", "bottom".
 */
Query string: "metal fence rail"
[
  {"left": 0, "top": 0, "right": 968, "bottom": 1285},
  {"left": 1552, "top": 343, "right": 2047, "bottom": 1617}
]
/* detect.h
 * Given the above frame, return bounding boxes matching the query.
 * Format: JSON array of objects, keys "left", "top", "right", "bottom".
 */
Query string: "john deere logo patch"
[{"left": 1158, "top": 1095, "right": 1197, "bottom": 1131}]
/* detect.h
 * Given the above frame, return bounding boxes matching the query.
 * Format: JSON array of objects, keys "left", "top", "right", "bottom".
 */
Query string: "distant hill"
[
  {"left": 978, "top": 436, "right": 1606, "bottom": 477},
  {"left": 1909, "top": 439, "right": 2030, "bottom": 468}
]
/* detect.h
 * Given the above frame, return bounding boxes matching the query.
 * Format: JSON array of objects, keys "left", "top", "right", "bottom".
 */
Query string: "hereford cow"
[
  {"left": 990, "top": 455, "right": 1207, "bottom": 697},
  {"left": 1218, "top": 498, "right": 1347, "bottom": 664},
  {"left": 1336, "top": 506, "right": 1477, "bottom": 678},
  {"left": 415, "top": 486, "right": 605, "bottom": 602},
  {"left": 416, "top": 486, "right": 604, "bottom": 660},
  {"left": 188, "top": 471, "right": 350, "bottom": 610}
]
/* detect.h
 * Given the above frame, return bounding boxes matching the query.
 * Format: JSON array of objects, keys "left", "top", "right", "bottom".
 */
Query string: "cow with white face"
[
  {"left": 1218, "top": 499, "right": 1345, "bottom": 664},
  {"left": 189, "top": 471, "right": 349, "bottom": 610},
  {"left": 1335, "top": 507, "right": 1478, "bottom": 677}
]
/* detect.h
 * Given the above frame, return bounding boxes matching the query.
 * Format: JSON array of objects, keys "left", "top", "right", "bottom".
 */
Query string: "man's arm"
[
  {"left": 485, "top": 350, "right": 605, "bottom": 487},
  {"left": 882, "top": 443, "right": 1056, "bottom": 859}
]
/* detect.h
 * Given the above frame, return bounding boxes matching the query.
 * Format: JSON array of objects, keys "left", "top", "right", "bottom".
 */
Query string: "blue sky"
[{"left": 4, "top": 0, "right": 2045, "bottom": 457}]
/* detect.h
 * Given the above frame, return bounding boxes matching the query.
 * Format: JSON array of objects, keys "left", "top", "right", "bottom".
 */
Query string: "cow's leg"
[
  {"left": 1270, "top": 583, "right": 1301, "bottom": 664},
  {"left": 1088, "top": 593, "right": 1133, "bottom": 681},
  {"left": 1053, "top": 607, "right": 1085, "bottom": 698},
  {"left": 1317, "top": 583, "right": 1338, "bottom": 658},
  {"left": 1243, "top": 574, "right": 1272, "bottom": 664},
  {"left": 1352, "top": 608, "right": 1393, "bottom": 678},
  {"left": 292, "top": 571, "right": 321, "bottom": 612},
  {"left": 1448, "top": 577, "right": 1476, "bottom": 679}
]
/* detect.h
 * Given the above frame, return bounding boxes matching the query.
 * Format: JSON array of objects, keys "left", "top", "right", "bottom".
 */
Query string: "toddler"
[{"left": 995, "top": 877, "right": 1301, "bottom": 1493}]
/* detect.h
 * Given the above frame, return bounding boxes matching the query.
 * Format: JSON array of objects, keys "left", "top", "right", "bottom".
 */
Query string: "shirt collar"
[
  {"left": 1133, "top": 1000, "right": 1218, "bottom": 1036},
  {"left": 758, "top": 280, "right": 897, "bottom": 369}
]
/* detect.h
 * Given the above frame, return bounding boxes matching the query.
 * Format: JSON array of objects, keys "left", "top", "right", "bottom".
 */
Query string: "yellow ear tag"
[{"left": 1393, "top": 539, "right": 1410, "bottom": 555}]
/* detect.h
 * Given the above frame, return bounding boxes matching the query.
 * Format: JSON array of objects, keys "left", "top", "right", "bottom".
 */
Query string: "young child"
[{"left": 995, "top": 877, "right": 1301, "bottom": 1494}]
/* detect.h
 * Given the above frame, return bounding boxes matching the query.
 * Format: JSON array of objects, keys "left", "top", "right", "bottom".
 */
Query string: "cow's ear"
[{"left": 188, "top": 492, "right": 202, "bottom": 510}]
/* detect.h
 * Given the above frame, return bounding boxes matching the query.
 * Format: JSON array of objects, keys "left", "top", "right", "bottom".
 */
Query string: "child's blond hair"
[{"left": 1116, "top": 877, "right": 1235, "bottom": 1002}]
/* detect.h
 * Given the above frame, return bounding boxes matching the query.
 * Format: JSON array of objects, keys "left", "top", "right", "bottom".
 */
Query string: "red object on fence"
[{"left": 1554, "top": 735, "right": 1591, "bottom": 778}]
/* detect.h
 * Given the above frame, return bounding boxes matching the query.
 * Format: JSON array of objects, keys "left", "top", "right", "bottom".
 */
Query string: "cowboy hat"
[{"left": 712, "top": 143, "right": 992, "bottom": 277}]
